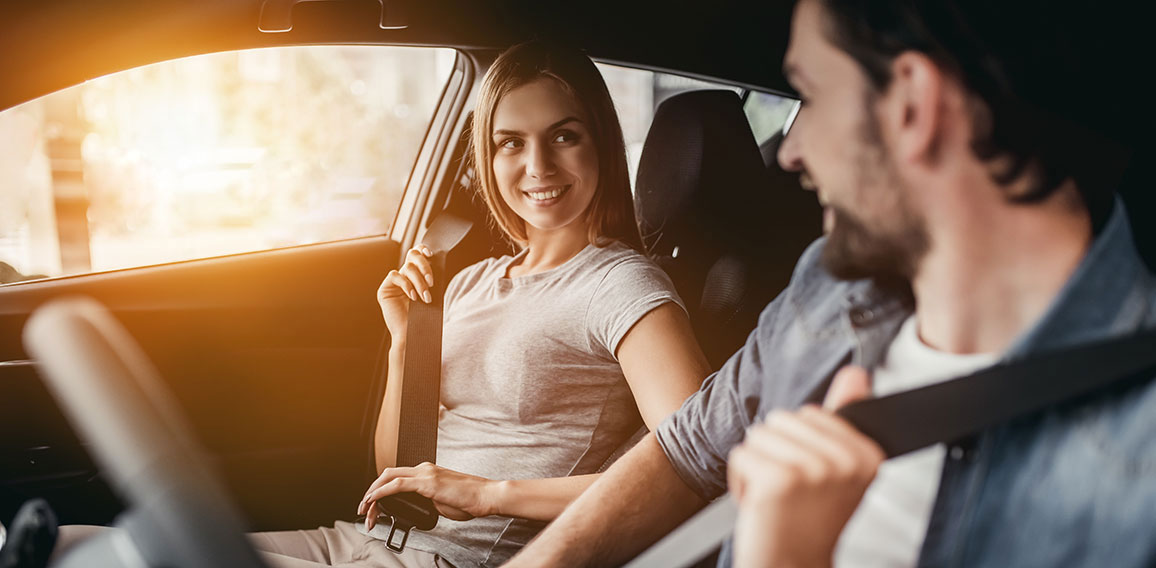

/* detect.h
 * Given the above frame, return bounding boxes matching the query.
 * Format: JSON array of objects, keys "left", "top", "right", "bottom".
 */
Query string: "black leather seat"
[{"left": 634, "top": 90, "right": 820, "bottom": 368}]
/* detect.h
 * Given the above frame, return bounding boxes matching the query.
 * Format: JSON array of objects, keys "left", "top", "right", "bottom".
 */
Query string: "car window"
[
  {"left": 594, "top": 63, "right": 795, "bottom": 185},
  {"left": 596, "top": 63, "right": 742, "bottom": 187},
  {"left": 743, "top": 90, "right": 798, "bottom": 147},
  {"left": 0, "top": 45, "right": 455, "bottom": 283}
]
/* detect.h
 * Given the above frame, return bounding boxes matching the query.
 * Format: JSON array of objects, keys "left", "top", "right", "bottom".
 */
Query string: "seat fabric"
[{"left": 635, "top": 90, "right": 820, "bottom": 367}]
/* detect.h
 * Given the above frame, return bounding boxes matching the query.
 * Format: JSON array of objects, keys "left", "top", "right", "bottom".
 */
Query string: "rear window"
[{"left": 594, "top": 62, "right": 795, "bottom": 184}]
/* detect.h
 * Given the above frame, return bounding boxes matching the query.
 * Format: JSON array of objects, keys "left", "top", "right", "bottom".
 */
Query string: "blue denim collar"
[{"left": 1004, "top": 198, "right": 1155, "bottom": 360}]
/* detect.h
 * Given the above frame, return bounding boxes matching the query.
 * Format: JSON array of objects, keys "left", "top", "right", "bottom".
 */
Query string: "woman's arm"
[
  {"left": 616, "top": 302, "right": 712, "bottom": 430},
  {"left": 373, "top": 337, "right": 405, "bottom": 474},
  {"left": 361, "top": 301, "right": 711, "bottom": 525},
  {"left": 361, "top": 467, "right": 602, "bottom": 525}
]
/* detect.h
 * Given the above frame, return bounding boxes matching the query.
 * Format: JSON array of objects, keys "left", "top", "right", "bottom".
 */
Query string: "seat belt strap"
[
  {"left": 395, "top": 212, "right": 472, "bottom": 466},
  {"left": 626, "top": 327, "right": 1156, "bottom": 567},
  {"left": 379, "top": 212, "right": 472, "bottom": 553}
]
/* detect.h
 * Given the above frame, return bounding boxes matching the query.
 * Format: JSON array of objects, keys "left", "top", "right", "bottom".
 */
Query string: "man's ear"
[{"left": 884, "top": 51, "right": 951, "bottom": 167}]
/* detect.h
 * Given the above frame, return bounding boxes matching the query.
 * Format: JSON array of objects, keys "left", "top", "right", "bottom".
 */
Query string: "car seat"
[{"left": 634, "top": 90, "right": 820, "bottom": 368}]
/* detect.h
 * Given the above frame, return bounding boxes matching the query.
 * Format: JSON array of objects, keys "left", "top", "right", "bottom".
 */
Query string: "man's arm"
[{"left": 505, "top": 434, "right": 708, "bottom": 567}]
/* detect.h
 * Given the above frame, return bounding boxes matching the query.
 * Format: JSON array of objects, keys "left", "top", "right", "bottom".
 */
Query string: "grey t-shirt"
[{"left": 369, "top": 240, "right": 683, "bottom": 567}]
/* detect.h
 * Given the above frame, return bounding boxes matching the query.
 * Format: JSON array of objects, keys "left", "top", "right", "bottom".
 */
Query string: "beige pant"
[
  {"left": 251, "top": 521, "right": 457, "bottom": 568},
  {"left": 55, "top": 522, "right": 456, "bottom": 568}
]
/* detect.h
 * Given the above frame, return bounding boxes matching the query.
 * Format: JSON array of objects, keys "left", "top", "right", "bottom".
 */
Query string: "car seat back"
[{"left": 635, "top": 90, "right": 820, "bottom": 367}]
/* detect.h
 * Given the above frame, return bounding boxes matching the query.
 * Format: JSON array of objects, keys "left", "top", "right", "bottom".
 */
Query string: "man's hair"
[
  {"left": 470, "top": 40, "right": 643, "bottom": 251},
  {"left": 818, "top": 0, "right": 1126, "bottom": 225}
]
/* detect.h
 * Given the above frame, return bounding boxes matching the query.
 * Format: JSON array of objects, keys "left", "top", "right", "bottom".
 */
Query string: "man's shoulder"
[{"left": 783, "top": 237, "right": 848, "bottom": 298}]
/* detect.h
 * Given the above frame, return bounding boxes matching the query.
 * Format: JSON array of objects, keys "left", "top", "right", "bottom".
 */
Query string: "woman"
[
  {"left": 54, "top": 41, "right": 710, "bottom": 568},
  {"left": 333, "top": 42, "right": 710, "bottom": 567}
]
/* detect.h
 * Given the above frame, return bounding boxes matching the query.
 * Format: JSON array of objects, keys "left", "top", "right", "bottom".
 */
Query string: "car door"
[{"left": 0, "top": 4, "right": 471, "bottom": 532}]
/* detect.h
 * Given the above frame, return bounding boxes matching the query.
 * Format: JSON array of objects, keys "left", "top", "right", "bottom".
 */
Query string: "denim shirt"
[{"left": 655, "top": 200, "right": 1156, "bottom": 567}]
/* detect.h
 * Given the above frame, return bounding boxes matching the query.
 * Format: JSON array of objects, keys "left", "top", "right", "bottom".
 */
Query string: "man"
[{"left": 505, "top": 0, "right": 1155, "bottom": 566}]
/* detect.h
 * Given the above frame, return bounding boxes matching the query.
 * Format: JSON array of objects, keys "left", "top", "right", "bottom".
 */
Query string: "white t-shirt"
[
  {"left": 834, "top": 316, "right": 997, "bottom": 567},
  {"left": 365, "top": 241, "right": 684, "bottom": 568}
]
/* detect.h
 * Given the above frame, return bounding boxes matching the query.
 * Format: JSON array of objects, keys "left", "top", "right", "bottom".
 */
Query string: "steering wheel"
[{"left": 23, "top": 297, "right": 266, "bottom": 568}]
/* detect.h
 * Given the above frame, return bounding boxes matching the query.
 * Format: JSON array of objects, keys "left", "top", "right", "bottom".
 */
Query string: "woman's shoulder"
[
  {"left": 583, "top": 240, "right": 658, "bottom": 271},
  {"left": 582, "top": 241, "right": 686, "bottom": 351},
  {"left": 444, "top": 252, "right": 520, "bottom": 304},
  {"left": 455, "top": 255, "right": 498, "bottom": 280},
  {"left": 591, "top": 241, "right": 666, "bottom": 275},
  {"left": 451, "top": 249, "right": 524, "bottom": 282},
  {"left": 582, "top": 241, "right": 678, "bottom": 296}
]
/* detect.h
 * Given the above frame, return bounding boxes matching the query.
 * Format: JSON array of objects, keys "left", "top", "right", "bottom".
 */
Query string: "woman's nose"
[{"left": 526, "top": 143, "right": 557, "bottom": 179}]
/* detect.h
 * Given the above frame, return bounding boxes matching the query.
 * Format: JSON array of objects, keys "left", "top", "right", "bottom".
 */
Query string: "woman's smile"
[{"left": 523, "top": 184, "right": 572, "bottom": 205}]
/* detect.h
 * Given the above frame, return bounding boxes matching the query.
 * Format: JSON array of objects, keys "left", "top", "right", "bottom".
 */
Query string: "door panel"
[{"left": 0, "top": 236, "right": 399, "bottom": 530}]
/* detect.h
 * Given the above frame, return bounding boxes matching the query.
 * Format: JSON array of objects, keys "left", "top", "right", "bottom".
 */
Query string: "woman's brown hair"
[{"left": 471, "top": 41, "right": 644, "bottom": 251}]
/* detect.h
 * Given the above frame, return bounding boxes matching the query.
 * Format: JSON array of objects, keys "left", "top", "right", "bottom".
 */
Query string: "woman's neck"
[{"left": 508, "top": 224, "right": 593, "bottom": 277}]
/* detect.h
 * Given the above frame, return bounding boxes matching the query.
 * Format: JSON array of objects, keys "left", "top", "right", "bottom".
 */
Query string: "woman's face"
[{"left": 491, "top": 78, "right": 599, "bottom": 239}]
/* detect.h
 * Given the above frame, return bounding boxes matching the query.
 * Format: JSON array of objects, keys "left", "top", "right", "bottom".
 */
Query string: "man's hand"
[{"left": 727, "top": 366, "right": 884, "bottom": 568}]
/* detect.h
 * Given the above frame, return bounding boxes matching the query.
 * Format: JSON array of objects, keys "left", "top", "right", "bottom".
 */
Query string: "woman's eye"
[
  {"left": 553, "top": 130, "right": 579, "bottom": 144},
  {"left": 498, "top": 138, "right": 523, "bottom": 150}
]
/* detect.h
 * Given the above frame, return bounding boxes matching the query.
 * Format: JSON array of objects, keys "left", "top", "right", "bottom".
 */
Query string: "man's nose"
[
  {"left": 777, "top": 126, "right": 804, "bottom": 173},
  {"left": 526, "top": 143, "right": 557, "bottom": 179}
]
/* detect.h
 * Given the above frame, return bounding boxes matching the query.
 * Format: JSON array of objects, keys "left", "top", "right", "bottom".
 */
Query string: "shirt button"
[
  {"left": 949, "top": 446, "right": 965, "bottom": 460},
  {"left": 849, "top": 307, "right": 874, "bottom": 326}
]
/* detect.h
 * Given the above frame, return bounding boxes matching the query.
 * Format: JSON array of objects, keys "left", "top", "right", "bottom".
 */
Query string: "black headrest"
[{"left": 634, "top": 90, "right": 773, "bottom": 256}]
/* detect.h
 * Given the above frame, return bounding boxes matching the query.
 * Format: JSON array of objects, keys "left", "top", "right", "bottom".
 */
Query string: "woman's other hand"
[
  {"left": 377, "top": 245, "right": 435, "bottom": 335},
  {"left": 357, "top": 463, "right": 500, "bottom": 528}
]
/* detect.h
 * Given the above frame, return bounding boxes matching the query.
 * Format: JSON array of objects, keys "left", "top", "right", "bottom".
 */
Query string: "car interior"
[
  {"left": 0, "top": 0, "right": 814, "bottom": 553},
  {"left": 1, "top": 0, "right": 1151, "bottom": 566}
]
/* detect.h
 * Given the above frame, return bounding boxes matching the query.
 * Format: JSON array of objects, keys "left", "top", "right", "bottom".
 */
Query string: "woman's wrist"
[
  {"left": 488, "top": 479, "right": 513, "bottom": 517},
  {"left": 387, "top": 331, "right": 407, "bottom": 350}
]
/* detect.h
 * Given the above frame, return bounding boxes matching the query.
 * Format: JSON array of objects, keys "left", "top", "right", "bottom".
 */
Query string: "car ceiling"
[{"left": 0, "top": 0, "right": 797, "bottom": 112}]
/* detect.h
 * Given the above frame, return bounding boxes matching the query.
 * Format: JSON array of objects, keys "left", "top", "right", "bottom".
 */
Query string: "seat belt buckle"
[
  {"left": 384, "top": 519, "right": 414, "bottom": 553},
  {"left": 375, "top": 492, "right": 439, "bottom": 553}
]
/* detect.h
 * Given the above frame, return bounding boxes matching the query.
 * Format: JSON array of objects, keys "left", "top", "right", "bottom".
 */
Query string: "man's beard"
[
  {"left": 821, "top": 203, "right": 926, "bottom": 282},
  {"left": 819, "top": 103, "right": 929, "bottom": 283}
]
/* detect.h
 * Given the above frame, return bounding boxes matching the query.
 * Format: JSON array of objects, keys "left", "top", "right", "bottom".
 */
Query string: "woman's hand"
[
  {"left": 377, "top": 245, "right": 435, "bottom": 336},
  {"left": 727, "top": 366, "right": 884, "bottom": 568},
  {"left": 357, "top": 463, "right": 501, "bottom": 529}
]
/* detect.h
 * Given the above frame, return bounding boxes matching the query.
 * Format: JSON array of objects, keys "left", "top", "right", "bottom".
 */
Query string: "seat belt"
[
  {"left": 375, "top": 212, "right": 472, "bottom": 553},
  {"left": 626, "top": 326, "right": 1156, "bottom": 567}
]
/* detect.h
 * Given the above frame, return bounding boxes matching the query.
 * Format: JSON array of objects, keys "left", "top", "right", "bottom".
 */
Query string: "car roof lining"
[{"left": 0, "top": 0, "right": 797, "bottom": 112}]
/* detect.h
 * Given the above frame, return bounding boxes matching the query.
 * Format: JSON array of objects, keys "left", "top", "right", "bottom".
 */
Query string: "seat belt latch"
[
  {"left": 376, "top": 491, "right": 439, "bottom": 553},
  {"left": 384, "top": 518, "right": 413, "bottom": 553}
]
